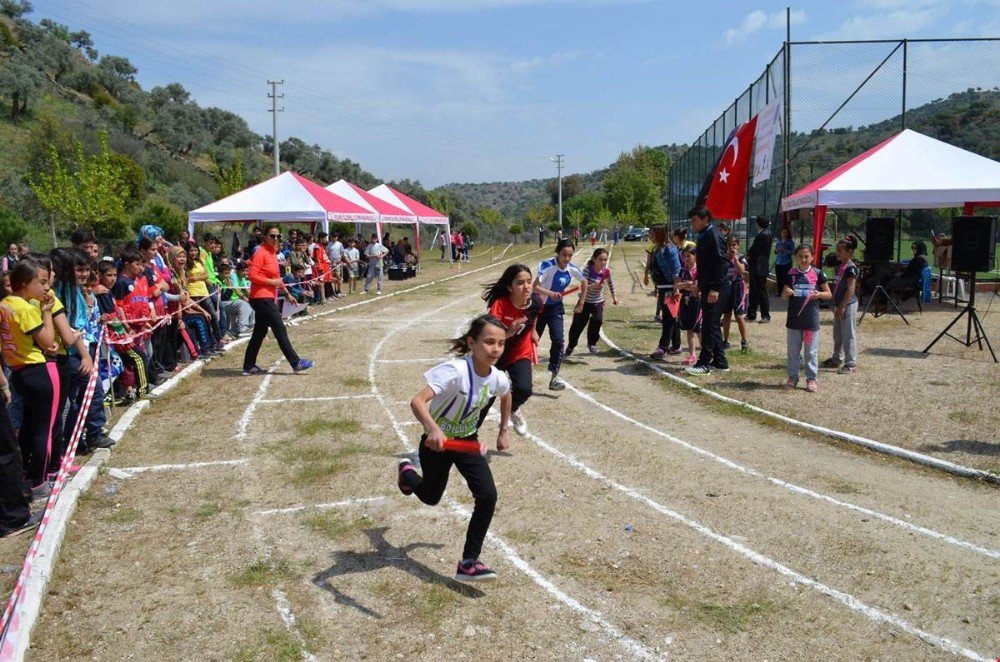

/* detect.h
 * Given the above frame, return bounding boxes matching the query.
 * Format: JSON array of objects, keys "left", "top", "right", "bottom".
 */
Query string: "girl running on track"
[
  {"left": 397, "top": 314, "right": 512, "bottom": 582},
  {"left": 483, "top": 264, "right": 541, "bottom": 436},
  {"left": 533, "top": 239, "right": 586, "bottom": 391},
  {"left": 565, "top": 247, "right": 617, "bottom": 357},
  {"left": 675, "top": 247, "right": 702, "bottom": 366},
  {"left": 783, "top": 245, "right": 832, "bottom": 393},
  {"left": 722, "top": 237, "right": 751, "bottom": 353}
]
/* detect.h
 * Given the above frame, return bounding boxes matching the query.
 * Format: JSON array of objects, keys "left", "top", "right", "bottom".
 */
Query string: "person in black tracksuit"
[
  {"left": 686, "top": 206, "right": 733, "bottom": 375},
  {"left": 745, "top": 215, "right": 773, "bottom": 322}
]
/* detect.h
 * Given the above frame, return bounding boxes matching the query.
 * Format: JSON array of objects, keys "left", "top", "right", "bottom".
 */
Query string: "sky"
[{"left": 31, "top": 0, "right": 1000, "bottom": 188}]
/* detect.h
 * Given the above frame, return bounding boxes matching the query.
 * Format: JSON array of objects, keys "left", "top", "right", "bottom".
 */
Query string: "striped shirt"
[{"left": 582, "top": 265, "right": 615, "bottom": 304}]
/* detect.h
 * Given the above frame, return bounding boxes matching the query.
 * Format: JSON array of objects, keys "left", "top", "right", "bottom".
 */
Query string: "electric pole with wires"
[{"left": 268, "top": 79, "right": 284, "bottom": 176}]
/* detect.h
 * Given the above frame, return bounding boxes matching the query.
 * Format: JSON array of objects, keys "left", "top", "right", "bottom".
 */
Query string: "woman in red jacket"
[{"left": 241, "top": 225, "right": 312, "bottom": 375}]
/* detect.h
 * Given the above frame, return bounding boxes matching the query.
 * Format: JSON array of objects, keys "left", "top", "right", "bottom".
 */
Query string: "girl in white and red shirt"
[{"left": 565, "top": 247, "right": 617, "bottom": 357}]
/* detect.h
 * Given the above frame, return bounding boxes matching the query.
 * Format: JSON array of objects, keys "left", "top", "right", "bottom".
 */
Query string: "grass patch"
[
  {"left": 556, "top": 552, "right": 652, "bottom": 592},
  {"left": 416, "top": 582, "right": 460, "bottom": 627},
  {"left": 302, "top": 511, "right": 368, "bottom": 540},
  {"left": 947, "top": 410, "right": 976, "bottom": 425},
  {"left": 296, "top": 417, "right": 363, "bottom": 437},
  {"left": 504, "top": 528, "right": 542, "bottom": 546},
  {"left": 194, "top": 502, "right": 223, "bottom": 520},
  {"left": 228, "top": 558, "right": 295, "bottom": 588},
  {"left": 660, "top": 594, "right": 781, "bottom": 633},
  {"left": 105, "top": 507, "right": 142, "bottom": 524},
  {"left": 341, "top": 376, "right": 369, "bottom": 388},
  {"left": 232, "top": 627, "right": 303, "bottom": 662},
  {"left": 269, "top": 440, "right": 369, "bottom": 487}
]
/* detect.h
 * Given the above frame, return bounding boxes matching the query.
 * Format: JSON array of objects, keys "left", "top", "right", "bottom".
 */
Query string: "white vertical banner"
[{"left": 752, "top": 99, "right": 782, "bottom": 186}]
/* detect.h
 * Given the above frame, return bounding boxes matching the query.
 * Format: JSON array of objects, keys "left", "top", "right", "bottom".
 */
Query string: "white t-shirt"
[
  {"left": 424, "top": 356, "right": 511, "bottom": 439},
  {"left": 536, "top": 258, "right": 585, "bottom": 305},
  {"left": 365, "top": 241, "right": 387, "bottom": 265},
  {"left": 328, "top": 240, "right": 344, "bottom": 263},
  {"left": 343, "top": 247, "right": 360, "bottom": 268}
]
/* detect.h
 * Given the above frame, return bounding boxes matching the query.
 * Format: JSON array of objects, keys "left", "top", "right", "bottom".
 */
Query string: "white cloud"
[
  {"left": 813, "top": 8, "right": 942, "bottom": 40},
  {"left": 722, "top": 9, "right": 805, "bottom": 46}
]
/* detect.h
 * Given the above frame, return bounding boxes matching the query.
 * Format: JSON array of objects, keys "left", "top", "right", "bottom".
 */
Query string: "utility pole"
[
  {"left": 268, "top": 79, "right": 284, "bottom": 177},
  {"left": 550, "top": 154, "right": 564, "bottom": 231}
]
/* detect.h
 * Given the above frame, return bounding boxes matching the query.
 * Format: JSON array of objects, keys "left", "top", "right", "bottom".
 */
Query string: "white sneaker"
[
  {"left": 376, "top": 290, "right": 382, "bottom": 295},
  {"left": 548, "top": 375, "right": 566, "bottom": 391},
  {"left": 511, "top": 410, "right": 528, "bottom": 436}
]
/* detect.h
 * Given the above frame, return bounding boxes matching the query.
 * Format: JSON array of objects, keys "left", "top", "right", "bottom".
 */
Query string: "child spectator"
[
  {"left": 111, "top": 247, "right": 159, "bottom": 400},
  {"left": 722, "top": 237, "right": 750, "bottom": 354},
  {"left": 676, "top": 247, "right": 702, "bottom": 366},
  {"left": 782, "top": 245, "right": 832, "bottom": 393},
  {"left": 823, "top": 236, "right": 860, "bottom": 374},
  {"left": 221, "top": 262, "right": 255, "bottom": 337}
]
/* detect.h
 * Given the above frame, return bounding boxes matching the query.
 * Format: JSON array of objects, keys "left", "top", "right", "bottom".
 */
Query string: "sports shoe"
[
  {"left": 666, "top": 347, "right": 683, "bottom": 355},
  {"left": 588, "top": 345, "right": 598, "bottom": 355},
  {"left": 293, "top": 359, "right": 314, "bottom": 373},
  {"left": 758, "top": 317, "right": 771, "bottom": 324},
  {"left": 564, "top": 346, "right": 574, "bottom": 357},
  {"left": 821, "top": 357, "right": 841, "bottom": 369},
  {"left": 837, "top": 365, "right": 858, "bottom": 374},
  {"left": 711, "top": 363, "right": 731, "bottom": 373},
  {"left": 242, "top": 365, "right": 264, "bottom": 376},
  {"left": 784, "top": 377, "right": 798, "bottom": 389},
  {"left": 548, "top": 375, "right": 566, "bottom": 391},
  {"left": 89, "top": 435, "right": 115, "bottom": 449},
  {"left": 397, "top": 459, "right": 415, "bottom": 495},
  {"left": 685, "top": 364, "right": 711, "bottom": 376},
  {"left": 722, "top": 340, "right": 731, "bottom": 350},
  {"left": 682, "top": 354, "right": 698, "bottom": 366},
  {"left": 375, "top": 290, "right": 382, "bottom": 295},
  {"left": 805, "top": 379, "right": 818, "bottom": 393},
  {"left": 745, "top": 314, "right": 756, "bottom": 322},
  {"left": 1, "top": 511, "right": 43, "bottom": 538},
  {"left": 649, "top": 348, "right": 665, "bottom": 361},
  {"left": 511, "top": 410, "right": 528, "bottom": 436},
  {"left": 455, "top": 559, "right": 497, "bottom": 582},
  {"left": 740, "top": 340, "right": 750, "bottom": 354},
  {"left": 31, "top": 481, "right": 53, "bottom": 501}
]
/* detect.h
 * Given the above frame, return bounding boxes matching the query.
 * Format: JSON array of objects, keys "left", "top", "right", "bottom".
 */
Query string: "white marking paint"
[
  {"left": 254, "top": 496, "right": 389, "bottom": 517},
  {"left": 116, "top": 458, "right": 250, "bottom": 475},
  {"left": 512, "top": 416, "right": 992, "bottom": 661},
  {"left": 376, "top": 357, "right": 447, "bottom": 364},
  {"left": 259, "top": 394, "right": 375, "bottom": 404},
  {"left": 599, "top": 330, "right": 1000, "bottom": 485},
  {"left": 272, "top": 588, "right": 318, "bottom": 662},
  {"left": 562, "top": 380, "right": 1000, "bottom": 561},
  {"left": 368, "top": 291, "right": 663, "bottom": 661},
  {"left": 234, "top": 364, "right": 278, "bottom": 441}
]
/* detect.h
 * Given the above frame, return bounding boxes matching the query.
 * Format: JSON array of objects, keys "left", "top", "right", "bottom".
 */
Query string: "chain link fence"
[{"left": 668, "top": 37, "right": 1000, "bottom": 259}]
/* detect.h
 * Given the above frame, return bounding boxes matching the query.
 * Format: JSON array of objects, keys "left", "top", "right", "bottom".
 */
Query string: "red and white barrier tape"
[{"left": 0, "top": 329, "right": 105, "bottom": 658}]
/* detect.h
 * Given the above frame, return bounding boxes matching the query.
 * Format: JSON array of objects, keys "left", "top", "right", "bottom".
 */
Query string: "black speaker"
[
  {"left": 865, "top": 217, "right": 895, "bottom": 262},
  {"left": 951, "top": 216, "right": 997, "bottom": 272}
]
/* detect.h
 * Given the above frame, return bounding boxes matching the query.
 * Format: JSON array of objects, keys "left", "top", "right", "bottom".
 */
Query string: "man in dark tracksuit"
[
  {"left": 745, "top": 215, "right": 773, "bottom": 322},
  {"left": 687, "top": 206, "right": 733, "bottom": 375}
]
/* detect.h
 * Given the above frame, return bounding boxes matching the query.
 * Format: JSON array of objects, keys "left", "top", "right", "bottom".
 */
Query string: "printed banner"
[{"left": 752, "top": 99, "right": 781, "bottom": 187}]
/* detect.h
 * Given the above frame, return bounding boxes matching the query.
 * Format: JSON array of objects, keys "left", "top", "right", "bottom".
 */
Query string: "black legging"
[
  {"left": 478, "top": 359, "right": 533, "bottom": 429},
  {"left": 657, "top": 302, "right": 681, "bottom": 352},
  {"left": 10, "top": 363, "right": 60, "bottom": 486},
  {"left": 566, "top": 302, "right": 606, "bottom": 353},
  {"left": 0, "top": 401, "right": 30, "bottom": 534},
  {"left": 401, "top": 435, "right": 497, "bottom": 561},
  {"left": 243, "top": 298, "right": 301, "bottom": 370}
]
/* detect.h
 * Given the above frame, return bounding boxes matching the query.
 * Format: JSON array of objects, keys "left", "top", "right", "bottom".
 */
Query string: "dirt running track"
[{"left": 24, "top": 254, "right": 1000, "bottom": 661}]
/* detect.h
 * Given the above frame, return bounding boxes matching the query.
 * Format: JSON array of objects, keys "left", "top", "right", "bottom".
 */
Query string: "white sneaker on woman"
[{"left": 511, "top": 410, "right": 528, "bottom": 436}]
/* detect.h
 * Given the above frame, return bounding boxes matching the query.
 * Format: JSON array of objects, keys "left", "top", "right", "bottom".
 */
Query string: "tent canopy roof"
[
  {"left": 368, "top": 184, "right": 449, "bottom": 224},
  {"left": 781, "top": 129, "right": 1000, "bottom": 211},
  {"left": 188, "top": 171, "right": 376, "bottom": 223},
  {"left": 325, "top": 179, "right": 415, "bottom": 224}
]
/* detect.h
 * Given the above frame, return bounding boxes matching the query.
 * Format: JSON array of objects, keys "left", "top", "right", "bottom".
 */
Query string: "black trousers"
[
  {"left": 402, "top": 435, "right": 497, "bottom": 561},
  {"left": 697, "top": 281, "right": 731, "bottom": 369},
  {"left": 0, "top": 402, "right": 30, "bottom": 534},
  {"left": 775, "top": 264, "right": 792, "bottom": 297},
  {"left": 152, "top": 323, "right": 177, "bottom": 373},
  {"left": 244, "top": 298, "right": 301, "bottom": 370},
  {"left": 657, "top": 301, "right": 681, "bottom": 351},
  {"left": 566, "top": 302, "right": 605, "bottom": 352},
  {"left": 10, "top": 363, "right": 59, "bottom": 486},
  {"left": 747, "top": 273, "right": 770, "bottom": 319}
]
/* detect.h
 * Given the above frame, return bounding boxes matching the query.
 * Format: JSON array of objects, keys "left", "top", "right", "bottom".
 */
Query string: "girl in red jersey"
[{"left": 481, "top": 264, "right": 540, "bottom": 436}]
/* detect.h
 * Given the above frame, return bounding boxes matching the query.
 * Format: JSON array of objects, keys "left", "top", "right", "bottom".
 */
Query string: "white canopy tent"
[
  {"left": 781, "top": 129, "right": 1000, "bottom": 259},
  {"left": 187, "top": 171, "right": 376, "bottom": 236},
  {"left": 324, "top": 179, "right": 416, "bottom": 246},
  {"left": 367, "top": 184, "right": 452, "bottom": 259}
]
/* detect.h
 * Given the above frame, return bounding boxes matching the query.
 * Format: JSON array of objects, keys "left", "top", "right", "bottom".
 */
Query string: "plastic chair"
[{"left": 920, "top": 266, "right": 932, "bottom": 303}]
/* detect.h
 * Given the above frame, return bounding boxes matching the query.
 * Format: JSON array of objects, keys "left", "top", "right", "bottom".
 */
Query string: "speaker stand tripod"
[
  {"left": 859, "top": 284, "right": 908, "bottom": 325},
  {"left": 923, "top": 274, "right": 997, "bottom": 363}
]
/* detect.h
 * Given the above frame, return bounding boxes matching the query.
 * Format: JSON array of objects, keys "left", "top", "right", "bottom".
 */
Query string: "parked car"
[{"left": 624, "top": 227, "right": 649, "bottom": 242}]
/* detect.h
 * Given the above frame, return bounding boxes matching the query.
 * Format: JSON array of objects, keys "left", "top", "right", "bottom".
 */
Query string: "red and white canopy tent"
[
  {"left": 781, "top": 129, "right": 1000, "bottom": 261},
  {"left": 187, "top": 171, "right": 376, "bottom": 236},
  {"left": 367, "top": 184, "right": 451, "bottom": 257},
  {"left": 324, "top": 179, "right": 416, "bottom": 249}
]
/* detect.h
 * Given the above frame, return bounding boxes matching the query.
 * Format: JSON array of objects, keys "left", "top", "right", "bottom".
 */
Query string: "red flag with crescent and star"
[{"left": 704, "top": 116, "right": 758, "bottom": 220}]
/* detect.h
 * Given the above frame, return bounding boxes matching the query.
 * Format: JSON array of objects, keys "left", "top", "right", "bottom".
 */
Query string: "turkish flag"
[{"left": 704, "top": 116, "right": 758, "bottom": 220}]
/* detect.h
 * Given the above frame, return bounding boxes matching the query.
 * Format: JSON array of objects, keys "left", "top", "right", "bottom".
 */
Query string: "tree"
[
  {"left": 0, "top": 1, "right": 33, "bottom": 18},
  {"left": 214, "top": 149, "right": 247, "bottom": 197},
  {"left": 566, "top": 208, "right": 584, "bottom": 234},
  {"left": 0, "top": 207, "right": 28, "bottom": 245},
  {"left": 460, "top": 222, "right": 479, "bottom": 239},
  {"left": 524, "top": 204, "right": 554, "bottom": 231},
  {"left": 131, "top": 201, "right": 185, "bottom": 241},
  {"left": 0, "top": 51, "right": 44, "bottom": 117},
  {"left": 546, "top": 173, "right": 582, "bottom": 206},
  {"left": 508, "top": 222, "right": 523, "bottom": 243},
  {"left": 28, "top": 132, "right": 136, "bottom": 244},
  {"left": 478, "top": 208, "right": 501, "bottom": 227},
  {"left": 603, "top": 165, "right": 664, "bottom": 225},
  {"left": 546, "top": 221, "right": 561, "bottom": 233},
  {"left": 69, "top": 30, "right": 98, "bottom": 60},
  {"left": 38, "top": 18, "right": 70, "bottom": 42}
]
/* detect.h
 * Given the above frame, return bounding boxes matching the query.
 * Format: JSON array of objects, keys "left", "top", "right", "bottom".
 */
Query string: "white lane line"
[
  {"left": 114, "top": 459, "right": 250, "bottom": 475},
  {"left": 254, "top": 496, "right": 389, "bottom": 517},
  {"left": 511, "top": 416, "right": 991, "bottom": 662},
  {"left": 562, "top": 379, "right": 1000, "bottom": 561},
  {"left": 234, "top": 363, "right": 279, "bottom": 441},
  {"left": 368, "top": 291, "right": 663, "bottom": 661},
  {"left": 376, "top": 357, "right": 447, "bottom": 364},
  {"left": 600, "top": 330, "right": 1000, "bottom": 485},
  {"left": 259, "top": 395, "right": 375, "bottom": 404},
  {"left": 323, "top": 317, "right": 462, "bottom": 324},
  {"left": 272, "top": 588, "right": 317, "bottom": 662}
]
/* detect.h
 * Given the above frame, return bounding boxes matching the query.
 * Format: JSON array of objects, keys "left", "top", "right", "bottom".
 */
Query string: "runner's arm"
[{"left": 410, "top": 386, "right": 446, "bottom": 451}]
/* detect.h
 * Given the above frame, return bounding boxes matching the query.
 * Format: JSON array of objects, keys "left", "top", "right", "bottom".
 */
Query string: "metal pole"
[
  {"left": 783, "top": 7, "right": 791, "bottom": 207},
  {"left": 268, "top": 80, "right": 284, "bottom": 177},
  {"left": 551, "top": 154, "right": 564, "bottom": 232}
]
